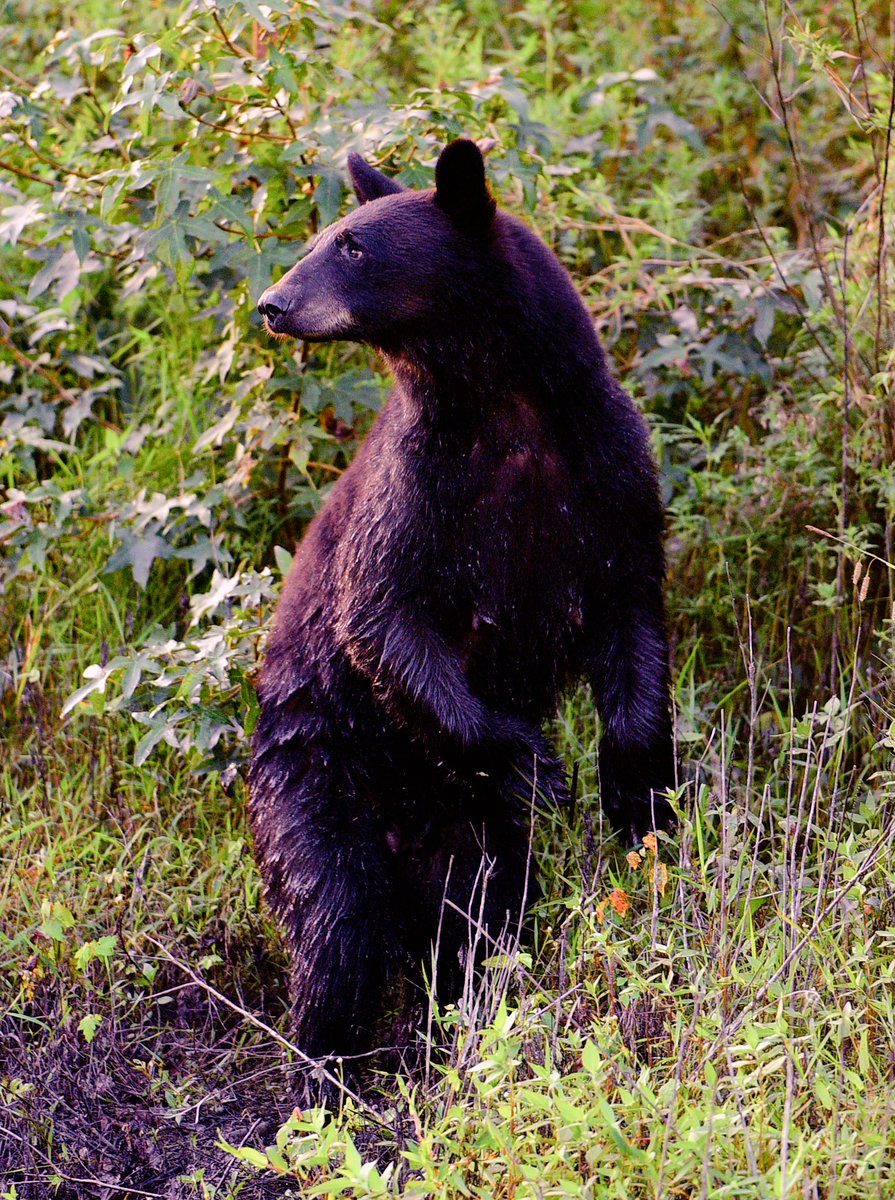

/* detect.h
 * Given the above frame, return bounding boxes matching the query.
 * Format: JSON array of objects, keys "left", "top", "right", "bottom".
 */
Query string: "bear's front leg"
[
  {"left": 588, "top": 590, "right": 675, "bottom": 841},
  {"left": 341, "top": 603, "right": 543, "bottom": 757},
  {"left": 249, "top": 748, "right": 403, "bottom": 1063}
]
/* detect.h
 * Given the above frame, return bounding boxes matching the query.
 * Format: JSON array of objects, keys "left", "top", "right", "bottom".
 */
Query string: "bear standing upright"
[{"left": 250, "top": 139, "right": 674, "bottom": 1063}]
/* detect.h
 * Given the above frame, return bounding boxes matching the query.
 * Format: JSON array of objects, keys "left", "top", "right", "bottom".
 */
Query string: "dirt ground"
[{"left": 0, "top": 968, "right": 300, "bottom": 1199}]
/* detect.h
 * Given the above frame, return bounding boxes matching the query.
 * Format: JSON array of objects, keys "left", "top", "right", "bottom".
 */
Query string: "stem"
[
  {"left": 212, "top": 9, "right": 249, "bottom": 58},
  {"left": 0, "top": 157, "right": 56, "bottom": 187},
  {"left": 873, "top": 68, "right": 895, "bottom": 375}
]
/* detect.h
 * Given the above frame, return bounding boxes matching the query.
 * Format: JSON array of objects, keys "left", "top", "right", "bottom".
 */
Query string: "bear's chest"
[
  {"left": 355, "top": 395, "right": 587, "bottom": 609},
  {"left": 454, "top": 410, "right": 580, "bottom": 584},
  {"left": 440, "top": 420, "right": 586, "bottom": 701}
]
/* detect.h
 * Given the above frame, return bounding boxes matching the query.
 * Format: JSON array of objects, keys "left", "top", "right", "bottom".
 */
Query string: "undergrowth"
[{"left": 1, "top": 0, "right": 894, "bottom": 1197}]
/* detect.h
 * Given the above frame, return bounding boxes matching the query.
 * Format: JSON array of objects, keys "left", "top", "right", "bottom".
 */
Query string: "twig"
[
  {"left": 212, "top": 220, "right": 289, "bottom": 240},
  {"left": 762, "top": 0, "right": 845, "bottom": 331},
  {"left": 0, "top": 157, "right": 57, "bottom": 188},
  {"left": 567, "top": 214, "right": 765, "bottom": 273},
  {"left": 782, "top": 0, "right": 869, "bottom": 121},
  {"left": 181, "top": 101, "right": 290, "bottom": 144},
  {"left": 24, "top": 137, "right": 95, "bottom": 181},
  {"left": 212, "top": 9, "right": 249, "bottom": 58},
  {"left": 849, "top": 0, "right": 877, "bottom": 171},
  {"left": 736, "top": 178, "right": 837, "bottom": 382},
  {"left": 425, "top": 855, "right": 454, "bottom": 1089},
  {"left": 873, "top": 67, "right": 895, "bottom": 375},
  {"left": 0, "top": 62, "right": 32, "bottom": 88},
  {"left": 17, "top": 230, "right": 128, "bottom": 262},
  {"left": 805, "top": 523, "right": 894, "bottom": 571}
]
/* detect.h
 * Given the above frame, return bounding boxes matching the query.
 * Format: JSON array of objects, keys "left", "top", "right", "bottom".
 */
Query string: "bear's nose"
[{"left": 257, "top": 288, "right": 288, "bottom": 320}]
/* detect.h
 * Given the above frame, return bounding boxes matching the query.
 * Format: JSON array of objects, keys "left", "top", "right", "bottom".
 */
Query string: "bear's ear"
[
  {"left": 347, "top": 154, "right": 406, "bottom": 204},
  {"left": 434, "top": 139, "right": 496, "bottom": 232}
]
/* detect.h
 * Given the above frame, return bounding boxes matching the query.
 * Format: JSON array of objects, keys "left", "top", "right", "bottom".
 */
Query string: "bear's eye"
[{"left": 336, "top": 233, "right": 363, "bottom": 261}]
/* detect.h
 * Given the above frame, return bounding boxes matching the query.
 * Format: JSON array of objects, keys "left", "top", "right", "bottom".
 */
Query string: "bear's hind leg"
[
  {"left": 249, "top": 753, "right": 404, "bottom": 1064},
  {"left": 403, "top": 798, "right": 537, "bottom": 1011}
]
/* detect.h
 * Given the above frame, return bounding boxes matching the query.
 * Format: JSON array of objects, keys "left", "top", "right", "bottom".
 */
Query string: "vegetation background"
[{"left": 2, "top": 0, "right": 894, "bottom": 1195}]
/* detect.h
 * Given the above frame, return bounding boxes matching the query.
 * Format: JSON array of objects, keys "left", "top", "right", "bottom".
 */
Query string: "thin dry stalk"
[
  {"left": 704, "top": 812, "right": 895, "bottom": 1060},
  {"left": 873, "top": 68, "right": 895, "bottom": 374},
  {"left": 424, "top": 854, "right": 454, "bottom": 1089},
  {"left": 761, "top": 0, "right": 845, "bottom": 328}
]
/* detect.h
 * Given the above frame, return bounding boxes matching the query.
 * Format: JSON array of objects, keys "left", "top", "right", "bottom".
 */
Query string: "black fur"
[{"left": 252, "top": 140, "right": 675, "bottom": 1063}]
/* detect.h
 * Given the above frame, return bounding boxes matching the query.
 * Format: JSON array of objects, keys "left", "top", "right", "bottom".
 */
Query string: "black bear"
[{"left": 250, "top": 139, "right": 674, "bottom": 1064}]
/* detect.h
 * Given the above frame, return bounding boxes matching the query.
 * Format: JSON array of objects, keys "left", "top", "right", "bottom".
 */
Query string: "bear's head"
[{"left": 257, "top": 139, "right": 499, "bottom": 347}]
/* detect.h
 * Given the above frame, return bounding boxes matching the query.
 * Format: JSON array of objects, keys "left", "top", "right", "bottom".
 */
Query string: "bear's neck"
[{"left": 381, "top": 319, "right": 612, "bottom": 426}]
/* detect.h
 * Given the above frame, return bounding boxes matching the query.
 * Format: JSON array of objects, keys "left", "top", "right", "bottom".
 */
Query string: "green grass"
[{"left": 2, "top": 0, "right": 895, "bottom": 1196}]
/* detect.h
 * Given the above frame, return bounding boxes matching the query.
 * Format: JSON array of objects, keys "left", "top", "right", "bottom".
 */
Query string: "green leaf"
[
  {"left": 218, "top": 1141, "right": 271, "bottom": 1169},
  {"left": 38, "top": 902, "right": 76, "bottom": 941},
  {"left": 122, "top": 41, "right": 161, "bottom": 79},
  {"left": 73, "top": 935, "right": 118, "bottom": 971},
  {"left": 815, "top": 1074, "right": 834, "bottom": 1110},
  {"left": 104, "top": 532, "right": 175, "bottom": 589},
  {"left": 264, "top": 1145, "right": 289, "bottom": 1172},
  {"left": 210, "top": 195, "right": 254, "bottom": 236},
  {"left": 72, "top": 226, "right": 90, "bottom": 263},
  {"left": 28, "top": 248, "right": 83, "bottom": 301},
  {"left": 595, "top": 1096, "right": 651, "bottom": 1165},
  {"left": 753, "top": 294, "right": 777, "bottom": 346},
  {"left": 233, "top": 0, "right": 293, "bottom": 31},
  {"left": 78, "top": 1014, "right": 103, "bottom": 1043},
  {"left": 273, "top": 545, "right": 294, "bottom": 577},
  {"left": 0, "top": 198, "right": 44, "bottom": 244},
  {"left": 581, "top": 1039, "right": 601, "bottom": 1075},
  {"left": 637, "top": 106, "right": 706, "bottom": 152},
  {"left": 314, "top": 172, "right": 343, "bottom": 226},
  {"left": 134, "top": 720, "right": 170, "bottom": 767}
]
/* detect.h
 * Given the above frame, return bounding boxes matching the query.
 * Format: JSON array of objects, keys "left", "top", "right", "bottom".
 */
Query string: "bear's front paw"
[
  {"left": 495, "top": 722, "right": 569, "bottom": 811},
  {"left": 521, "top": 743, "right": 571, "bottom": 810}
]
